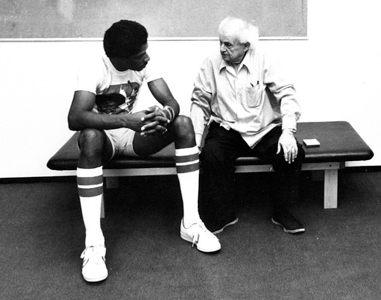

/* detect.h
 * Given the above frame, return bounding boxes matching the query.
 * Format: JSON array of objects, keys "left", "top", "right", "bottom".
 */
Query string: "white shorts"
[{"left": 104, "top": 128, "right": 138, "bottom": 158}]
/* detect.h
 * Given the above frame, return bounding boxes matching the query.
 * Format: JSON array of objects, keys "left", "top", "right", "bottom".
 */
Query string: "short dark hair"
[{"left": 103, "top": 20, "right": 148, "bottom": 58}]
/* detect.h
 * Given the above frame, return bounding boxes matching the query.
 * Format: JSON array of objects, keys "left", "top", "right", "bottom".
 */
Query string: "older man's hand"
[{"left": 277, "top": 129, "right": 298, "bottom": 164}]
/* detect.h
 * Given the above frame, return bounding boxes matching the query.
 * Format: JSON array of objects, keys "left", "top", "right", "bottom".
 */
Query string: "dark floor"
[{"left": 1, "top": 169, "right": 381, "bottom": 300}]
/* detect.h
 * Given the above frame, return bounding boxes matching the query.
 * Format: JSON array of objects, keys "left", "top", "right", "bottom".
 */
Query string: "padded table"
[{"left": 47, "top": 121, "right": 374, "bottom": 209}]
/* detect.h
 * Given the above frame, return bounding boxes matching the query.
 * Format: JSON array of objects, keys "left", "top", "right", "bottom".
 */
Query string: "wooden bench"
[{"left": 47, "top": 121, "right": 374, "bottom": 210}]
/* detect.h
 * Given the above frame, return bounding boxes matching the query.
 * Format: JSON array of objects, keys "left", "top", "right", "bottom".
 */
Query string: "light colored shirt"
[
  {"left": 190, "top": 49, "right": 301, "bottom": 148},
  {"left": 75, "top": 53, "right": 161, "bottom": 114}
]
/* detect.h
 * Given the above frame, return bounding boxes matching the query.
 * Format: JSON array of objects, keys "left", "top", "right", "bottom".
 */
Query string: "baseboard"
[{"left": 0, "top": 176, "right": 77, "bottom": 184}]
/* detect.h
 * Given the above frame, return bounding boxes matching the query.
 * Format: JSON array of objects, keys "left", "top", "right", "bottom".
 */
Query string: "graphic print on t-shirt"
[{"left": 96, "top": 81, "right": 141, "bottom": 114}]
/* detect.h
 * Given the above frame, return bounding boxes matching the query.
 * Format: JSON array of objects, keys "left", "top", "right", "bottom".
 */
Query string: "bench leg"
[
  {"left": 105, "top": 177, "right": 119, "bottom": 189},
  {"left": 324, "top": 169, "right": 338, "bottom": 209}
]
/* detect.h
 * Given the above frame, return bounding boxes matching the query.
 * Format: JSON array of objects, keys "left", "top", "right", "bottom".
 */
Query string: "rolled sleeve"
[{"left": 190, "top": 60, "right": 214, "bottom": 146}]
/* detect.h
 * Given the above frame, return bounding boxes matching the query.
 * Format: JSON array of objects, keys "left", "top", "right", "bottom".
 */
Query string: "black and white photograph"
[{"left": 1, "top": 0, "right": 381, "bottom": 299}]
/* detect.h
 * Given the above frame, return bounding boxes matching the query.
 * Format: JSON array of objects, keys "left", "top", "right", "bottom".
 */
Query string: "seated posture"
[
  {"left": 190, "top": 17, "right": 306, "bottom": 235},
  {"left": 68, "top": 20, "right": 220, "bottom": 283}
]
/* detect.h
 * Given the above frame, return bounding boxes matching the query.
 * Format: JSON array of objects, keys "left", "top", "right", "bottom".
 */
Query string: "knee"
[
  {"left": 78, "top": 129, "right": 106, "bottom": 157},
  {"left": 297, "top": 144, "right": 305, "bottom": 161},
  {"left": 200, "top": 146, "right": 235, "bottom": 175},
  {"left": 201, "top": 141, "right": 227, "bottom": 164},
  {"left": 171, "top": 115, "right": 195, "bottom": 140},
  {"left": 291, "top": 143, "right": 305, "bottom": 167},
  {"left": 273, "top": 144, "right": 305, "bottom": 171}
]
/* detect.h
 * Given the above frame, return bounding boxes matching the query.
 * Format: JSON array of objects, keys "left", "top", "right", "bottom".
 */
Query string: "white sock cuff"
[
  {"left": 175, "top": 146, "right": 198, "bottom": 156},
  {"left": 77, "top": 167, "right": 103, "bottom": 177}
]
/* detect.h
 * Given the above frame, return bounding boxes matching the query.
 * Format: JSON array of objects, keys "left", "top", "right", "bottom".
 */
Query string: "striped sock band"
[
  {"left": 175, "top": 146, "right": 201, "bottom": 225},
  {"left": 175, "top": 146, "right": 199, "bottom": 174},
  {"left": 77, "top": 167, "right": 104, "bottom": 247},
  {"left": 77, "top": 167, "right": 103, "bottom": 198}
]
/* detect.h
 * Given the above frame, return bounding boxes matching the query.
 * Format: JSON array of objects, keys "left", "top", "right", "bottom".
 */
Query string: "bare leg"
[
  {"left": 133, "top": 116, "right": 200, "bottom": 223},
  {"left": 78, "top": 129, "right": 113, "bottom": 168},
  {"left": 77, "top": 129, "right": 113, "bottom": 247},
  {"left": 132, "top": 115, "right": 196, "bottom": 157}
]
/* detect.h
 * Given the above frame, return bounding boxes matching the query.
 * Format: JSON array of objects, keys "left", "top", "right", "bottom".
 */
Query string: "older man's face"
[{"left": 219, "top": 32, "right": 247, "bottom": 65}]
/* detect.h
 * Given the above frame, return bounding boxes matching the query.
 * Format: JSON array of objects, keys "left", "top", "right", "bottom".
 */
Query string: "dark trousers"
[{"left": 200, "top": 122, "right": 305, "bottom": 221}]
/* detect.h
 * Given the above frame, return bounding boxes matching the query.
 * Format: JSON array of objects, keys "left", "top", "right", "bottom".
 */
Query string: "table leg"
[{"left": 324, "top": 169, "right": 338, "bottom": 209}]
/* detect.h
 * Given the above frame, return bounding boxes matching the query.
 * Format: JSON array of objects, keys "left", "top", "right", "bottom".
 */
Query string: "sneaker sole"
[
  {"left": 213, "top": 218, "right": 239, "bottom": 235},
  {"left": 271, "top": 218, "right": 305, "bottom": 234},
  {"left": 83, "top": 272, "right": 108, "bottom": 283},
  {"left": 180, "top": 233, "right": 221, "bottom": 253}
]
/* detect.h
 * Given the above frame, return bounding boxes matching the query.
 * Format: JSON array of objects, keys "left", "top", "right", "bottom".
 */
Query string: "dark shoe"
[
  {"left": 271, "top": 210, "right": 305, "bottom": 234},
  {"left": 207, "top": 217, "right": 239, "bottom": 234}
]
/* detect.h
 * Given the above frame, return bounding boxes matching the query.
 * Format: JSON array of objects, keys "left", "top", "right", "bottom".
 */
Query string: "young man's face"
[
  {"left": 219, "top": 32, "right": 248, "bottom": 65},
  {"left": 113, "top": 43, "right": 150, "bottom": 72}
]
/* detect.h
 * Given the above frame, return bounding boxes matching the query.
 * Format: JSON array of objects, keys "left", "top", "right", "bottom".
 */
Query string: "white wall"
[{"left": 1, "top": 0, "right": 380, "bottom": 178}]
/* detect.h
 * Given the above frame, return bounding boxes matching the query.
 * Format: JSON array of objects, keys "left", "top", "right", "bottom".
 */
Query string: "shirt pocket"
[{"left": 245, "top": 83, "right": 264, "bottom": 108}]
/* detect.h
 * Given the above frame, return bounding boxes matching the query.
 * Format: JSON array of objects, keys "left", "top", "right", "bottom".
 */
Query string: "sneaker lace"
[
  {"left": 191, "top": 222, "right": 217, "bottom": 247},
  {"left": 191, "top": 231, "right": 200, "bottom": 247},
  {"left": 80, "top": 246, "right": 105, "bottom": 267}
]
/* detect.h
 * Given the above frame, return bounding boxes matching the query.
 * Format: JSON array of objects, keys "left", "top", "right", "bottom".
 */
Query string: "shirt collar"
[{"left": 219, "top": 59, "right": 229, "bottom": 72}]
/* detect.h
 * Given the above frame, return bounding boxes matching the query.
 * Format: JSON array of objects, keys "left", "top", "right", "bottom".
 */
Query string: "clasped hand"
[
  {"left": 138, "top": 105, "right": 170, "bottom": 136},
  {"left": 277, "top": 131, "right": 298, "bottom": 164}
]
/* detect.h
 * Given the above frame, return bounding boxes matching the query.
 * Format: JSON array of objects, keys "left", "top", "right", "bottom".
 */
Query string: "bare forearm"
[
  {"left": 147, "top": 78, "right": 180, "bottom": 117},
  {"left": 68, "top": 111, "right": 132, "bottom": 131},
  {"left": 164, "top": 100, "right": 180, "bottom": 117}
]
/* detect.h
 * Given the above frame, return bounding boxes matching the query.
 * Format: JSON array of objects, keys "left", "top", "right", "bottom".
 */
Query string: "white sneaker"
[
  {"left": 180, "top": 220, "right": 221, "bottom": 253},
  {"left": 80, "top": 245, "right": 108, "bottom": 282}
]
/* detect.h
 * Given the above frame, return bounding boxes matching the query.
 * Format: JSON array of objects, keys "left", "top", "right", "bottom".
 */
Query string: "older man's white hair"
[{"left": 218, "top": 17, "right": 259, "bottom": 50}]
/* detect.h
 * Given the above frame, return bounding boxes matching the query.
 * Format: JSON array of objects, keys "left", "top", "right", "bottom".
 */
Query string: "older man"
[{"left": 191, "top": 17, "right": 305, "bottom": 235}]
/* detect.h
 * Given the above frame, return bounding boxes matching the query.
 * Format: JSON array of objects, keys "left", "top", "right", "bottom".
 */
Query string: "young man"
[
  {"left": 191, "top": 17, "right": 305, "bottom": 236},
  {"left": 68, "top": 20, "right": 220, "bottom": 283}
]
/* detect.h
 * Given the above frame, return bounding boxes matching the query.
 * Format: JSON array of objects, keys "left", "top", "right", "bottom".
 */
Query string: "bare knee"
[
  {"left": 171, "top": 115, "right": 195, "bottom": 142},
  {"left": 78, "top": 129, "right": 107, "bottom": 159}
]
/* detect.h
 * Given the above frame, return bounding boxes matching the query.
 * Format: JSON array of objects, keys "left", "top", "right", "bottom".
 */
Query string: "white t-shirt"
[{"left": 75, "top": 54, "right": 161, "bottom": 114}]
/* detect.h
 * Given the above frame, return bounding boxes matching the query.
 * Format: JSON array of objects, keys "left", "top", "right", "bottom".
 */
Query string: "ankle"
[
  {"left": 85, "top": 231, "right": 105, "bottom": 248},
  {"left": 183, "top": 216, "right": 201, "bottom": 228}
]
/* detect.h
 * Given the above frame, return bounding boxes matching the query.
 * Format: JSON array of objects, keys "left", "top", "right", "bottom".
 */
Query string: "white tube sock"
[
  {"left": 77, "top": 167, "right": 105, "bottom": 248},
  {"left": 175, "top": 146, "right": 201, "bottom": 226}
]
